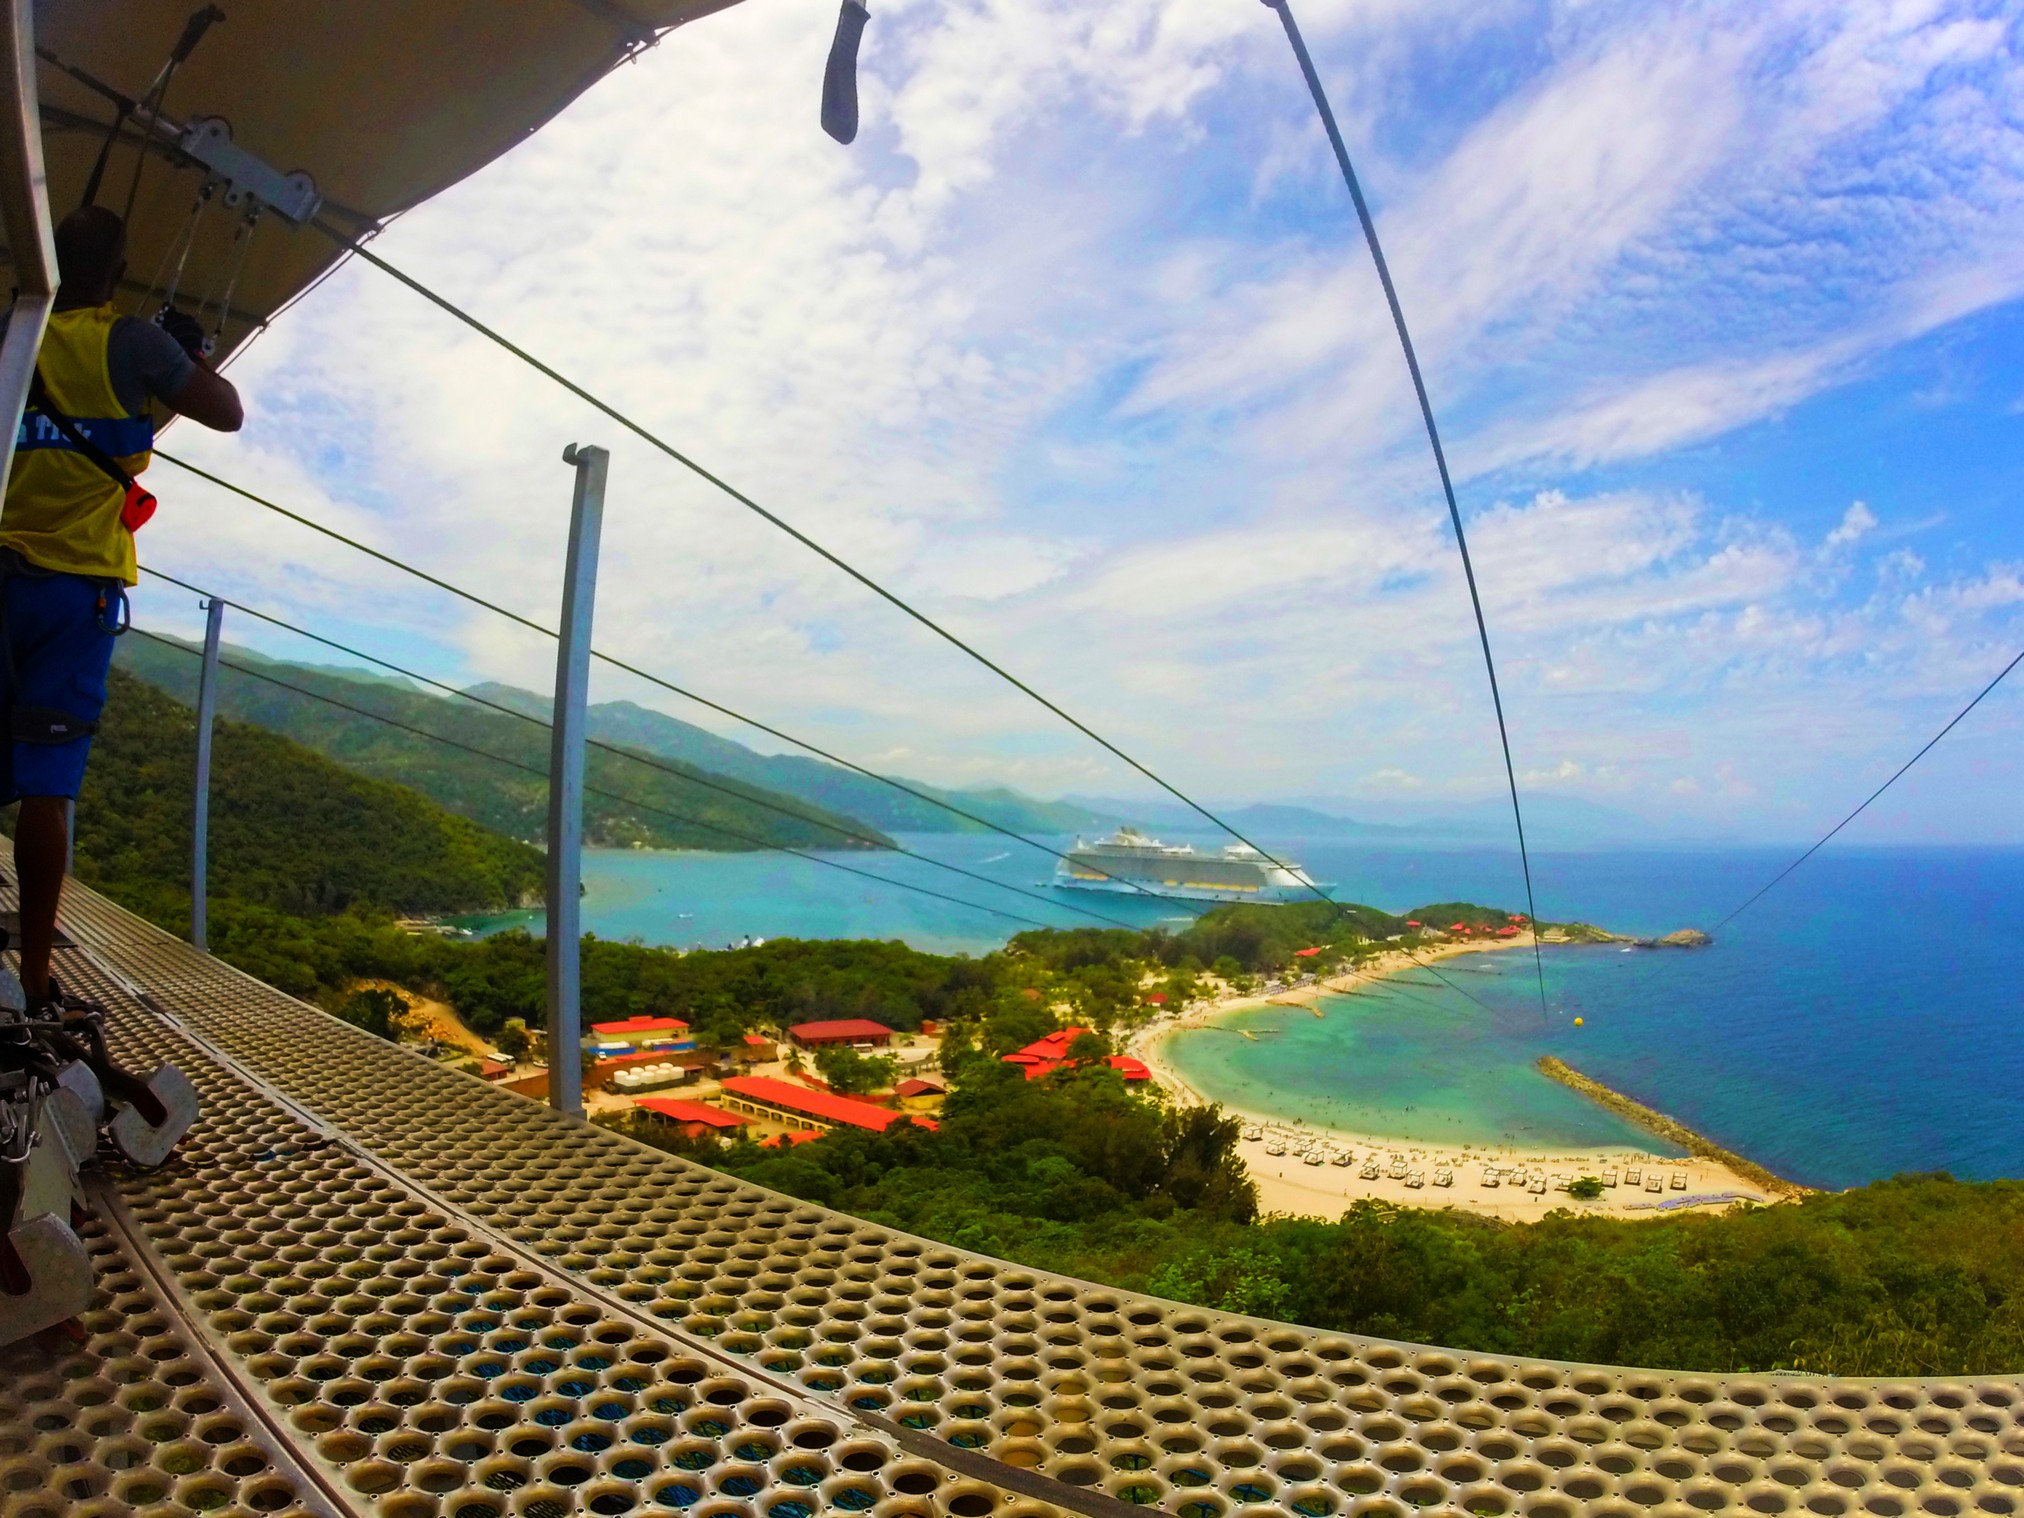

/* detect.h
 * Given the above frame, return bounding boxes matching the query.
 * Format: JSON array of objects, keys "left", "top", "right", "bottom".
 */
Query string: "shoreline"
[
  {"left": 1537, "top": 1056, "right": 1809, "bottom": 1198},
  {"left": 1130, "top": 933, "right": 1785, "bottom": 1221}
]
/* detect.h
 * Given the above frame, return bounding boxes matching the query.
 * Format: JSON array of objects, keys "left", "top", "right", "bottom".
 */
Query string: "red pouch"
[{"left": 121, "top": 482, "right": 158, "bottom": 533}]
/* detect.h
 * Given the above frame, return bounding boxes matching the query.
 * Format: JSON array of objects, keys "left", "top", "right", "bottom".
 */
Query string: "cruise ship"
[{"left": 1052, "top": 827, "right": 1327, "bottom": 903}]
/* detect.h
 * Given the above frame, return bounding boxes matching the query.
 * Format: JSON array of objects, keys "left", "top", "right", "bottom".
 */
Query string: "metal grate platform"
[{"left": 6, "top": 872, "right": 2023, "bottom": 1518}]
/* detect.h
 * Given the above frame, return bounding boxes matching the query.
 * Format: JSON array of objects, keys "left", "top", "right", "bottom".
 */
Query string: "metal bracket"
[{"left": 175, "top": 116, "right": 320, "bottom": 224}]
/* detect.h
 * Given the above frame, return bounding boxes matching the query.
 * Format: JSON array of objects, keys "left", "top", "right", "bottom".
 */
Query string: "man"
[{"left": 2, "top": 204, "right": 242, "bottom": 1007}]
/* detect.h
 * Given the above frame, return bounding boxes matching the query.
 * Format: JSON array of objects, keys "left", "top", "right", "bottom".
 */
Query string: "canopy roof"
[{"left": 17, "top": 0, "right": 745, "bottom": 361}]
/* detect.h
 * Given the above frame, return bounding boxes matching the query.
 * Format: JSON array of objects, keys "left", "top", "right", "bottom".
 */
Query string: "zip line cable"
[
  {"left": 148, "top": 449, "right": 1215, "bottom": 911},
  {"left": 303, "top": 205, "right": 1521, "bottom": 1017},
  {"left": 135, "top": 566, "right": 1157, "bottom": 934},
  {"left": 1711, "top": 643, "right": 2024, "bottom": 933},
  {"left": 1264, "top": 0, "right": 1550, "bottom": 1024},
  {"left": 127, "top": 626, "right": 1066, "bottom": 933},
  {"left": 303, "top": 227, "right": 1352, "bottom": 909}
]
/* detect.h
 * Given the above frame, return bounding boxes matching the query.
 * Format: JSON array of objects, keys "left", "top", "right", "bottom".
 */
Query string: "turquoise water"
[
  {"left": 1163, "top": 989, "right": 1675, "bottom": 1153},
  {"left": 458, "top": 834, "right": 2024, "bottom": 1189}
]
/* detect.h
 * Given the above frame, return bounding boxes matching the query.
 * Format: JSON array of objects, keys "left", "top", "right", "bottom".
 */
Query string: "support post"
[
  {"left": 0, "top": 0, "right": 56, "bottom": 494},
  {"left": 191, "top": 597, "right": 224, "bottom": 950},
  {"left": 546, "top": 444, "right": 608, "bottom": 1117}
]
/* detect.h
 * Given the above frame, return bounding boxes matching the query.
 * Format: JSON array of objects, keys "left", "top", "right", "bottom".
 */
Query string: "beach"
[{"left": 1130, "top": 932, "right": 1783, "bottom": 1220}]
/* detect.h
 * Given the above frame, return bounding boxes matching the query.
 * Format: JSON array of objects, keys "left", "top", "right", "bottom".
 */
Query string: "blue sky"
[{"left": 143, "top": 0, "right": 2024, "bottom": 842}]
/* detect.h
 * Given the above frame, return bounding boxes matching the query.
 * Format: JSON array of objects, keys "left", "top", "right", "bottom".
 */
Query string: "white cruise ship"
[{"left": 1052, "top": 827, "right": 1325, "bottom": 904}]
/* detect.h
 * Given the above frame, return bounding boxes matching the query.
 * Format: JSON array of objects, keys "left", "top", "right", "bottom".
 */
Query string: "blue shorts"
[{"left": 0, "top": 562, "right": 119, "bottom": 802}]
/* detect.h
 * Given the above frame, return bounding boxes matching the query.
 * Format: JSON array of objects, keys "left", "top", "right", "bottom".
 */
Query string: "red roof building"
[
  {"left": 718, "top": 1075, "right": 934, "bottom": 1133},
  {"left": 1497, "top": 926, "right": 1520, "bottom": 937},
  {"left": 1001, "top": 1029, "right": 1150, "bottom": 1082},
  {"left": 1144, "top": 992, "right": 1166, "bottom": 1005},
  {"left": 1406, "top": 920, "right": 1421, "bottom": 928},
  {"left": 592, "top": 1015, "right": 690, "bottom": 1036},
  {"left": 894, "top": 1077, "right": 945, "bottom": 1099},
  {"left": 761, "top": 1129, "right": 824, "bottom": 1148},
  {"left": 1293, "top": 946, "right": 1322, "bottom": 958},
  {"left": 785, "top": 1018, "right": 894, "bottom": 1049},
  {"left": 635, "top": 1098, "right": 751, "bottom": 1139}
]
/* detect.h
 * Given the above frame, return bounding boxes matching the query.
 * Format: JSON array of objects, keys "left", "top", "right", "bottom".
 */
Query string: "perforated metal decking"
[{"left": 6, "top": 874, "right": 2024, "bottom": 1518}]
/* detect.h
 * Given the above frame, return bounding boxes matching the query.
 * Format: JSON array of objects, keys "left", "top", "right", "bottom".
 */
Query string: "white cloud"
[{"left": 139, "top": 0, "right": 2024, "bottom": 846}]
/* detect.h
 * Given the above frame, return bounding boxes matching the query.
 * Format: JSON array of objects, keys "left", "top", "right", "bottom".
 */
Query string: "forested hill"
[
  {"left": 116, "top": 636, "right": 893, "bottom": 854},
  {"left": 71, "top": 667, "right": 545, "bottom": 920},
  {"left": 467, "top": 683, "right": 1118, "bottom": 836}
]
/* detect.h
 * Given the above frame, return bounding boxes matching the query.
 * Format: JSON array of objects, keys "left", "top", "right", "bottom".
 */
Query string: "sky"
[{"left": 140, "top": 0, "right": 2024, "bottom": 844}]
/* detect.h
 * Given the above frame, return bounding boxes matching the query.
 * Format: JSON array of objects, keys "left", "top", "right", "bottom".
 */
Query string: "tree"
[
  {"left": 815, "top": 1044, "right": 897, "bottom": 1095},
  {"left": 1568, "top": 1176, "right": 1605, "bottom": 1200},
  {"left": 497, "top": 1017, "right": 532, "bottom": 1062},
  {"left": 334, "top": 986, "right": 413, "bottom": 1043}
]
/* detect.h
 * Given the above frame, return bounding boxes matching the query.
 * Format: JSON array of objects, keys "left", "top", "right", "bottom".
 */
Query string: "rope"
[
  {"left": 127, "top": 626, "right": 1065, "bottom": 933},
  {"left": 1712, "top": 644, "right": 2024, "bottom": 932},
  {"left": 148, "top": 450, "right": 1204, "bottom": 909},
  {"left": 1264, "top": 0, "right": 1551, "bottom": 1024},
  {"left": 136, "top": 565, "right": 1156, "bottom": 934},
  {"left": 306, "top": 226, "right": 1353, "bottom": 915}
]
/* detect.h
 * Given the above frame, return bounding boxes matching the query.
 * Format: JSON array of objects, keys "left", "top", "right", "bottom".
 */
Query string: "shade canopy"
[{"left": 17, "top": 0, "right": 745, "bottom": 361}]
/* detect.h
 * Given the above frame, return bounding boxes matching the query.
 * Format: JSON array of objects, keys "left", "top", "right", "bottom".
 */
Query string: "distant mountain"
[
  {"left": 467, "top": 683, "right": 1119, "bottom": 837},
  {"left": 116, "top": 639, "right": 892, "bottom": 855},
  {"left": 1068, "top": 792, "right": 1722, "bottom": 848},
  {"left": 79, "top": 666, "right": 546, "bottom": 918}
]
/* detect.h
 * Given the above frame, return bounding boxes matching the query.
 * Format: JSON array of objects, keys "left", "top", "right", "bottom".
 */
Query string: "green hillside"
[
  {"left": 468, "top": 683, "right": 1119, "bottom": 836},
  {"left": 116, "top": 636, "right": 893, "bottom": 855},
  {"left": 72, "top": 667, "right": 545, "bottom": 921}
]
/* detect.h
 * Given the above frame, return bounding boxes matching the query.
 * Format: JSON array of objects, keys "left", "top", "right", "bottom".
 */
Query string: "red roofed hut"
[
  {"left": 636, "top": 1097, "right": 752, "bottom": 1142},
  {"left": 718, "top": 1075, "right": 935, "bottom": 1133},
  {"left": 786, "top": 1018, "right": 893, "bottom": 1050}
]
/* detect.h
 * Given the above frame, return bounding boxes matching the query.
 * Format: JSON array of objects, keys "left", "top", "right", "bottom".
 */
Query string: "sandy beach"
[{"left": 1130, "top": 934, "right": 1780, "bottom": 1221}]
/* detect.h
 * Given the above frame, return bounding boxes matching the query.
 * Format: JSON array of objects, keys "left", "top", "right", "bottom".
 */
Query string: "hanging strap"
[{"left": 22, "top": 370, "right": 158, "bottom": 534}]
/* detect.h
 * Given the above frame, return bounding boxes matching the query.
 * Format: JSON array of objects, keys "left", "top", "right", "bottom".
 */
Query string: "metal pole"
[
  {"left": 546, "top": 443, "right": 607, "bottom": 1116},
  {"left": 191, "top": 597, "right": 224, "bottom": 950},
  {"left": 0, "top": 0, "right": 57, "bottom": 494}
]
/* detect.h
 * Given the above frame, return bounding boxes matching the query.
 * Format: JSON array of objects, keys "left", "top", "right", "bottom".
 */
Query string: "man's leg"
[{"left": 13, "top": 795, "right": 67, "bottom": 1002}]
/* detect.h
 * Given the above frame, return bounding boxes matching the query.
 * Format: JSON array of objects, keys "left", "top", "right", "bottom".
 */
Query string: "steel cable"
[
  {"left": 1264, "top": 0, "right": 1551, "bottom": 1023},
  {"left": 136, "top": 565, "right": 1158, "bottom": 933},
  {"left": 127, "top": 626, "right": 1066, "bottom": 933}
]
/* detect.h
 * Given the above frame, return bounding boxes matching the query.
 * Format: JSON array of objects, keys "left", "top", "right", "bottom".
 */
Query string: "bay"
[{"left": 455, "top": 833, "right": 2024, "bottom": 1189}]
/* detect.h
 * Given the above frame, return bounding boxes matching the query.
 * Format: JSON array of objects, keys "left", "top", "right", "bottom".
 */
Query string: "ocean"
[{"left": 456, "top": 835, "right": 2024, "bottom": 1190}]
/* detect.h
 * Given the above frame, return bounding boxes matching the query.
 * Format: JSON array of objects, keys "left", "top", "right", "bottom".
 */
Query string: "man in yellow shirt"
[{"left": 1, "top": 205, "right": 242, "bottom": 1009}]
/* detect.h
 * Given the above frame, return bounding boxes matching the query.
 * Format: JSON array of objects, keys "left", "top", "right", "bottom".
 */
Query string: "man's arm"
[{"left": 163, "top": 363, "right": 243, "bottom": 432}]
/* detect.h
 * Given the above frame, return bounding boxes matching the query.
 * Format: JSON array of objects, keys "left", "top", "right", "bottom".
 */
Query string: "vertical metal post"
[
  {"left": 546, "top": 444, "right": 607, "bottom": 1117},
  {"left": 191, "top": 597, "right": 225, "bottom": 950},
  {"left": 0, "top": 0, "right": 57, "bottom": 493}
]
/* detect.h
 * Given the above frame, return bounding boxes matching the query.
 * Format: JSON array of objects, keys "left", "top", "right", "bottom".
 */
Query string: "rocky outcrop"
[{"left": 1636, "top": 929, "right": 1713, "bottom": 949}]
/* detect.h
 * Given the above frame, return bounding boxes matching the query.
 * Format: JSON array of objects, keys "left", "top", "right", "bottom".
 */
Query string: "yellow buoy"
[{"left": 1573, "top": 1017, "right": 1585, "bottom": 1027}]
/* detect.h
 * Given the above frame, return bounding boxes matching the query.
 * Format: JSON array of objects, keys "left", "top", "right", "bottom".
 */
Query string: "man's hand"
[{"left": 157, "top": 307, "right": 206, "bottom": 359}]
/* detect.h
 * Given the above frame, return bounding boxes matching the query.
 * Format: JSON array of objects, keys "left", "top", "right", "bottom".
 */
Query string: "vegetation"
[
  {"left": 73, "top": 669, "right": 545, "bottom": 921},
  {"left": 57, "top": 692, "right": 2024, "bottom": 1377},
  {"left": 116, "top": 635, "right": 893, "bottom": 853},
  {"left": 813, "top": 1044, "right": 898, "bottom": 1095}
]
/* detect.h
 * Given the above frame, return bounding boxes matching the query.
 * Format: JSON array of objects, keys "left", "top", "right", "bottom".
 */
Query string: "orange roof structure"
[
  {"left": 1293, "top": 946, "right": 1322, "bottom": 958},
  {"left": 718, "top": 1076, "right": 934, "bottom": 1133},
  {"left": 1002, "top": 1029, "right": 1149, "bottom": 1082},
  {"left": 785, "top": 1018, "right": 893, "bottom": 1046},
  {"left": 591, "top": 1015, "right": 690, "bottom": 1036},
  {"left": 635, "top": 1098, "right": 749, "bottom": 1130}
]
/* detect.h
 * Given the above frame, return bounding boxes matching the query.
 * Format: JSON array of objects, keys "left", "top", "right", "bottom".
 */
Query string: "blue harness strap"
[{"left": 13, "top": 407, "right": 154, "bottom": 458}]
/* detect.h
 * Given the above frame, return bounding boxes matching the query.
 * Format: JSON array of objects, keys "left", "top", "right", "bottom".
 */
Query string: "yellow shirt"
[{"left": 3, "top": 304, "right": 154, "bottom": 584}]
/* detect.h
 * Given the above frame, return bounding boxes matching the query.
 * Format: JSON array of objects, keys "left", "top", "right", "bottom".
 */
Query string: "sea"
[{"left": 454, "top": 835, "right": 2024, "bottom": 1191}]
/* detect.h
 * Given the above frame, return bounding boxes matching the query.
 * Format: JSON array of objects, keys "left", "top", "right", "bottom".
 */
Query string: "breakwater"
[{"left": 1536, "top": 1056, "right": 1808, "bottom": 1198}]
